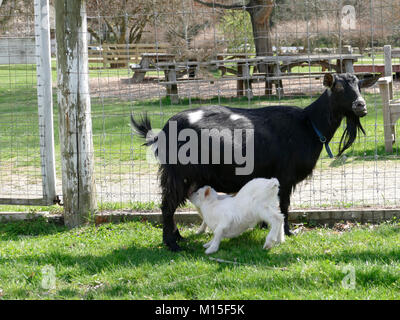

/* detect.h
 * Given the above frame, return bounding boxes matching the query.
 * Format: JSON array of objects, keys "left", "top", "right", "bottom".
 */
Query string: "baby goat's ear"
[{"left": 204, "top": 187, "right": 211, "bottom": 198}]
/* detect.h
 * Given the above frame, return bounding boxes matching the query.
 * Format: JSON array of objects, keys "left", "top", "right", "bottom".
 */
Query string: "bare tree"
[
  {"left": 0, "top": 0, "right": 33, "bottom": 33},
  {"left": 85, "top": 0, "right": 158, "bottom": 44},
  {"left": 163, "top": 1, "right": 220, "bottom": 63}
]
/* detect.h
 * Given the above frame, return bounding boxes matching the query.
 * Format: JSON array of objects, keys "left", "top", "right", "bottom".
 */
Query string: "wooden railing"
[{"left": 88, "top": 43, "right": 169, "bottom": 69}]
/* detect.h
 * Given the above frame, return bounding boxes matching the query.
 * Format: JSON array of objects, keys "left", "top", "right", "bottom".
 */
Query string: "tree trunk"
[
  {"left": 246, "top": 0, "right": 274, "bottom": 93},
  {"left": 55, "top": 0, "right": 97, "bottom": 227}
]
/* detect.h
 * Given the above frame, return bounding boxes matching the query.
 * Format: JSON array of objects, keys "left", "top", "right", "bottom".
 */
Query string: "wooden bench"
[
  {"left": 377, "top": 45, "right": 400, "bottom": 152},
  {"left": 88, "top": 43, "right": 169, "bottom": 69},
  {"left": 230, "top": 54, "right": 361, "bottom": 97}
]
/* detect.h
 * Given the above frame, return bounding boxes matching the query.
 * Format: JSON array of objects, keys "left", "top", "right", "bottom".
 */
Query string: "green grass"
[
  {"left": 0, "top": 218, "right": 399, "bottom": 299},
  {"left": 0, "top": 205, "right": 63, "bottom": 214},
  {"left": 0, "top": 200, "right": 195, "bottom": 214},
  {"left": 0, "top": 60, "right": 133, "bottom": 86}
]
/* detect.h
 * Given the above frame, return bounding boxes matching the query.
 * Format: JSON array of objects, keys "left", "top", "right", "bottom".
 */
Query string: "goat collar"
[{"left": 310, "top": 120, "right": 334, "bottom": 159}]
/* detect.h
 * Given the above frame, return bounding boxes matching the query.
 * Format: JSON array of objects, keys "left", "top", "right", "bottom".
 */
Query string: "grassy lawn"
[{"left": 0, "top": 218, "right": 399, "bottom": 299}]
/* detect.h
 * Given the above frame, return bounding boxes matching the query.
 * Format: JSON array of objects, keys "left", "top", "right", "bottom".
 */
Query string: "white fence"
[{"left": 0, "top": 38, "right": 36, "bottom": 64}]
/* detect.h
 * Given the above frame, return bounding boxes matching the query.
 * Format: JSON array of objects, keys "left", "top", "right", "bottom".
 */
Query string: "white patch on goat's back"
[
  {"left": 230, "top": 114, "right": 244, "bottom": 121},
  {"left": 188, "top": 110, "right": 204, "bottom": 124}
]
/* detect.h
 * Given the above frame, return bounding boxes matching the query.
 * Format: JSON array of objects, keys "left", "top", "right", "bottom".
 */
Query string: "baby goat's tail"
[{"left": 130, "top": 113, "right": 157, "bottom": 146}]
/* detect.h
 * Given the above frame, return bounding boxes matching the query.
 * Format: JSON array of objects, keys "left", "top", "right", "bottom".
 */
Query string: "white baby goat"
[{"left": 189, "top": 178, "right": 285, "bottom": 254}]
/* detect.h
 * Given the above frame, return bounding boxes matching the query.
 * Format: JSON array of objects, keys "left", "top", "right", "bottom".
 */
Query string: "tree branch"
[
  {"left": 194, "top": 0, "right": 246, "bottom": 10},
  {"left": 129, "top": 18, "right": 148, "bottom": 44},
  {"left": 87, "top": 26, "right": 102, "bottom": 43},
  {"left": 254, "top": 0, "right": 274, "bottom": 25}
]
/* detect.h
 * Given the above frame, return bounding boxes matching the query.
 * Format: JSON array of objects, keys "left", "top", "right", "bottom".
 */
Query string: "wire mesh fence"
[
  {"left": 0, "top": 6, "right": 45, "bottom": 203},
  {"left": 1, "top": 0, "right": 400, "bottom": 211}
]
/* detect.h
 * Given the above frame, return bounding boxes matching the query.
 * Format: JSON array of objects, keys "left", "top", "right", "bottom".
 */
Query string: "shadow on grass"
[
  {"left": 2, "top": 222, "right": 399, "bottom": 274},
  {"left": 0, "top": 217, "right": 67, "bottom": 240}
]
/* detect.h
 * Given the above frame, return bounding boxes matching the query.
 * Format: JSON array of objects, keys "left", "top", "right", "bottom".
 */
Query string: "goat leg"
[
  {"left": 279, "top": 187, "right": 294, "bottom": 237},
  {"left": 161, "top": 198, "right": 182, "bottom": 251}
]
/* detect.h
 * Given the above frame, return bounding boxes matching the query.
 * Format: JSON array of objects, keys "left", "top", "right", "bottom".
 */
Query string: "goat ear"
[
  {"left": 359, "top": 74, "right": 380, "bottom": 88},
  {"left": 323, "top": 73, "right": 335, "bottom": 88},
  {"left": 204, "top": 187, "right": 211, "bottom": 198}
]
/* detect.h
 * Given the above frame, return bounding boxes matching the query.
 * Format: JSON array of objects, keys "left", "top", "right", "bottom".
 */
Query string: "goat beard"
[{"left": 337, "top": 114, "right": 365, "bottom": 156}]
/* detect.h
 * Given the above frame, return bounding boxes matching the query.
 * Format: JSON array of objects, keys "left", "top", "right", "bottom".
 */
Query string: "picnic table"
[
  {"left": 88, "top": 43, "right": 169, "bottom": 69},
  {"left": 276, "top": 53, "right": 362, "bottom": 73},
  {"left": 216, "top": 53, "right": 258, "bottom": 98},
  {"left": 130, "top": 52, "right": 363, "bottom": 102},
  {"left": 131, "top": 53, "right": 176, "bottom": 83},
  {"left": 215, "top": 53, "right": 363, "bottom": 98}
]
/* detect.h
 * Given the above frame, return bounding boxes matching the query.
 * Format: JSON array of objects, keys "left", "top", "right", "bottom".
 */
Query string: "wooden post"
[
  {"left": 166, "top": 65, "right": 179, "bottom": 104},
  {"left": 132, "top": 56, "right": 149, "bottom": 83},
  {"left": 242, "top": 62, "right": 253, "bottom": 100},
  {"left": 384, "top": 45, "right": 393, "bottom": 100},
  {"left": 273, "top": 63, "right": 283, "bottom": 98},
  {"left": 343, "top": 59, "right": 355, "bottom": 74},
  {"left": 55, "top": 0, "right": 96, "bottom": 227},
  {"left": 34, "top": 0, "right": 57, "bottom": 205},
  {"left": 378, "top": 77, "right": 394, "bottom": 153},
  {"left": 237, "top": 63, "right": 244, "bottom": 97}
]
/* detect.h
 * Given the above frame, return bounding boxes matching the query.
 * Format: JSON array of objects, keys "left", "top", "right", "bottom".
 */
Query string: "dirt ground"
[
  {"left": 88, "top": 74, "right": 400, "bottom": 102},
  {"left": 2, "top": 158, "right": 400, "bottom": 210},
  {"left": 89, "top": 75, "right": 328, "bottom": 101}
]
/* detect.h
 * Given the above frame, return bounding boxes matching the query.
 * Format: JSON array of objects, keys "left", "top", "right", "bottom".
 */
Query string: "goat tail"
[{"left": 130, "top": 113, "right": 156, "bottom": 146}]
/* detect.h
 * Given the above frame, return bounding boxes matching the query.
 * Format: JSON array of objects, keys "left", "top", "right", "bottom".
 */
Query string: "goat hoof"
[
  {"left": 263, "top": 240, "right": 276, "bottom": 250},
  {"left": 205, "top": 247, "right": 218, "bottom": 255},
  {"left": 166, "top": 242, "right": 182, "bottom": 252}
]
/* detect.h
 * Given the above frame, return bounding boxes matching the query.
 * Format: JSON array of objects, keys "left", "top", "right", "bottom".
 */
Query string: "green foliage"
[{"left": 218, "top": 10, "right": 254, "bottom": 52}]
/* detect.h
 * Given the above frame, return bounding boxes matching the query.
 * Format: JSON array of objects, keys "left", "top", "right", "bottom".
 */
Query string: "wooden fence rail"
[{"left": 88, "top": 43, "right": 169, "bottom": 69}]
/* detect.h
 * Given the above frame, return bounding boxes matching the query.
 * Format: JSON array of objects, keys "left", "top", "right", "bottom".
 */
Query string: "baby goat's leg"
[
  {"left": 261, "top": 209, "right": 285, "bottom": 250},
  {"left": 203, "top": 238, "right": 213, "bottom": 248},
  {"left": 277, "top": 215, "right": 285, "bottom": 244},
  {"left": 205, "top": 225, "right": 225, "bottom": 254},
  {"left": 197, "top": 221, "right": 208, "bottom": 234}
]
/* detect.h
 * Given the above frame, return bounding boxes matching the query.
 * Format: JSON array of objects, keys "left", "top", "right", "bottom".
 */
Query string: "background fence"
[
  {"left": 1, "top": 0, "right": 400, "bottom": 214},
  {"left": 0, "top": 8, "right": 46, "bottom": 204},
  {"left": 0, "top": 0, "right": 56, "bottom": 206}
]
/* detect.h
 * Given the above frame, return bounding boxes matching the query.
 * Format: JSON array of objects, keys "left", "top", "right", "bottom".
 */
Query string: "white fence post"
[
  {"left": 34, "top": 0, "right": 57, "bottom": 205},
  {"left": 55, "top": 0, "right": 96, "bottom": 227}
]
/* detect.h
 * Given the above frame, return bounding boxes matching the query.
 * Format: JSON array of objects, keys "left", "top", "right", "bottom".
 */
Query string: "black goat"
[{"left": 131, "top": 73, "right": 378, "bottom": 251}]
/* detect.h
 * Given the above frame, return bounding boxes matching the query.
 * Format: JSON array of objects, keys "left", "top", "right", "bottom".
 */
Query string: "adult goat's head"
[{"left": 323, "top": 73, "right": 379, "bottom": 155}]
